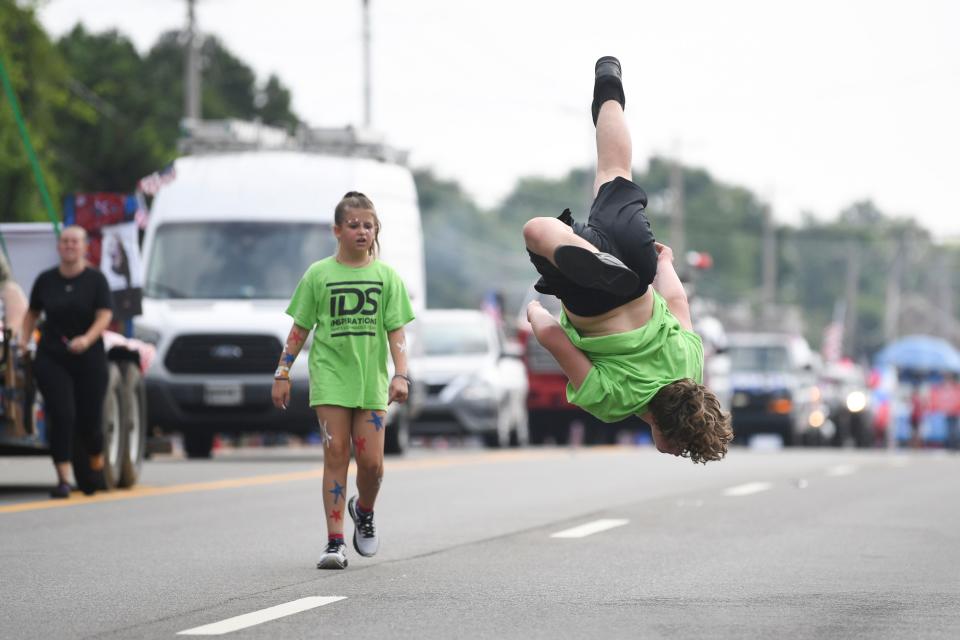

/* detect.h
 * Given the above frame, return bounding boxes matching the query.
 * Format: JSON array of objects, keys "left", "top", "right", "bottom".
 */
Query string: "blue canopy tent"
[{"left": 874, "top": 335, "right": 960, "bottom": 373}]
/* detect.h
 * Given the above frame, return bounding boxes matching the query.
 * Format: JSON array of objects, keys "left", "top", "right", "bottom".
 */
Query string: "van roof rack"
[{"left": 178, "top": 118, "right": 409, "bottom": 165}]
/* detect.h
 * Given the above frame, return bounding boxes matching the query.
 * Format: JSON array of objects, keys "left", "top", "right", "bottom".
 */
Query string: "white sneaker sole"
[{"left": 316, "top": 555, "right": 348, "bottom": 570}]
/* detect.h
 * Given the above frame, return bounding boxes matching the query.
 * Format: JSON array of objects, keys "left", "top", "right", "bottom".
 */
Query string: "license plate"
[{"left": 204, "top": 383, "right": 244, "bottom": 406}]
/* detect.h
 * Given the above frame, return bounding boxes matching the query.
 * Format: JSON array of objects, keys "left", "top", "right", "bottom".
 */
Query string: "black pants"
[
  {"left": 33, "top": 347, "right": 109, "bottom": 464},
  {"left": 529, "top": 177, "right": 659, "bottom": 317}
]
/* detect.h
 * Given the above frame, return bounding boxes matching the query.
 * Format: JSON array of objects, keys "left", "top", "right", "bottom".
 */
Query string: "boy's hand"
[{"left": 654, "top": 242, "right": 674, "bottom": 263}]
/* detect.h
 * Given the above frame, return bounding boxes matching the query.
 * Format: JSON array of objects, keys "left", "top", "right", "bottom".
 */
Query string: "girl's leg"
[
  {"left": 315, "top": 405, "right": 353, "bottom": 537},
  {"left": 351, "top": 408, "right": 386, "bottom": 509}
]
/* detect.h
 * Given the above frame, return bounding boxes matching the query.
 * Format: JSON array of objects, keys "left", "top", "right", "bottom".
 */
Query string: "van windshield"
[
  {"left": 729, "top": 345, "right": 790, "bottom": 373},
  {"left": 145, "top": 222, "right": 335, "bottom": 299}
]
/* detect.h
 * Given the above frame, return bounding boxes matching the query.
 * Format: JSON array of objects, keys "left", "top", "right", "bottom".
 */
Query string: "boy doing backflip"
[{"left": 523, "top": 56, "right": 733, "bottom": 463}]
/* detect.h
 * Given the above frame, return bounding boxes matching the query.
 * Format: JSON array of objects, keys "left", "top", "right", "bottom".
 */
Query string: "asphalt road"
[{"left": 2, "top": 444, "right": 958, "bottom": 639}]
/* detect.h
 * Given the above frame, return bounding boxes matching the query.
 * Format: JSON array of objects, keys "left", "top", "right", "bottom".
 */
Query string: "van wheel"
[
  {"left": 184, "top": 431, "right": 214, "bottom": 458},
  {"left": 384, "top": 407, "right": 409, "bottom": 455},
  {"left": 118, "top": 362, "right": 147, "bottom": 487}
]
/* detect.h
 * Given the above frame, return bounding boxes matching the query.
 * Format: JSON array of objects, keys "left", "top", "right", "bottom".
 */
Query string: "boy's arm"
[
  {"left": 651, "top": 242, "right": 693, "bottom": 331},
  {"left": 526, "top": 300, "right": 592, "bottom": 389}
]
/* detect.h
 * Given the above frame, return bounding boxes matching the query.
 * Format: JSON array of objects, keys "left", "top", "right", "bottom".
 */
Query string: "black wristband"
[{"left": 393, "top": 373, "right": 412, "bottom": 385}]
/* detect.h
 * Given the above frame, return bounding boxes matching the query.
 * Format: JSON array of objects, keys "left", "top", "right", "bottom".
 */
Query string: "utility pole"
[
  {"left": 844, "top": 241, "right": 861, "bottom": 355},
  {"left": 668, "top": 156, "right": 685, "bottom": 265},
  {"left": 362, "top": 0, "right": 372, "bottom": 128},
  {"left": 884, "top": 237, "right": 903, "bottom": 342},
  {"left": 938, "top": 252, "right": 954, "bottom": 338},
  {"left": 761, "top": 204, "right": 777, "bottom": 329},
  {"left": 184, "top": 0, "right": 202, "bottom": 122}
]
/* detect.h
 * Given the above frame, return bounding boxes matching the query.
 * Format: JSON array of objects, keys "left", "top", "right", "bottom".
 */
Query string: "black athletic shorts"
[{"left": 529, "top": 176, "right": 658, "bottom": 317}]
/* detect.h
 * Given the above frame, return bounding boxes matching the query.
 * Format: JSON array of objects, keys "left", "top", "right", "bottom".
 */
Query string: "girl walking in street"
[{"left": 272, "top": 192, "right": 415, "bottom": 569}]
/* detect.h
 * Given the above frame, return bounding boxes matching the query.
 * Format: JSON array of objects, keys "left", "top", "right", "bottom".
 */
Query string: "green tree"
[
  {"left": 0, "top": 0, "right": 72, "bottom": 221},
  {"left": 54, "top": 25, "right": 168, "bottom": 192},
  {"left": 257, "top": 74, "right": 298, "bottom": 132}
]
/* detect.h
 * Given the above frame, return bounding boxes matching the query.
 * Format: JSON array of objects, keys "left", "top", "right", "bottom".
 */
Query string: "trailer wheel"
[
  {"left": 118, "top": 362, "right": 147, "bottom": 487},
  {"left": 384, "top": 407, "right": 409, "bottom": 455}
]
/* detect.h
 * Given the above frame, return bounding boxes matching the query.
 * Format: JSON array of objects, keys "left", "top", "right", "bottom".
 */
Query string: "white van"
[{"left": 135, "top": 131, "right": 425, "bottom": 457}]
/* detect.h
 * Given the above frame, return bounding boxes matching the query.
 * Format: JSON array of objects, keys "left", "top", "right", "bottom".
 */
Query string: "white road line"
[
  {"left": 551, "top": 518, "right": 629, "bottom": 538},
  {"left": 826, "top": 464, "right": 857, "bottom": 477},
  {"left": 722, "top": 482, "right": 773, "bottom": 497},
  {"left": 177, "top": 597, "right": 346, "bottom": 636}
]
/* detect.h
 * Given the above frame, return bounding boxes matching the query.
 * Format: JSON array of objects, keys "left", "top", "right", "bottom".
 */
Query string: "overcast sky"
[{"left": 39, "top": 0, "right": 960, "bottom": 240}]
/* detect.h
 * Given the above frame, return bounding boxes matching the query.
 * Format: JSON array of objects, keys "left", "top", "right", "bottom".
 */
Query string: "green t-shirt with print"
[
  {"left": 561, "top": 291, "right": 703, "bottom": 423},
  {"left": 286, "top": 257, "right": 415, "bottom": 410}
]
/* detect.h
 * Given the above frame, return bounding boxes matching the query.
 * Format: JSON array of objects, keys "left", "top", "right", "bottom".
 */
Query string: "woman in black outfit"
[{"left": 22, "top": 226, "right": 113, "bottom": 498}]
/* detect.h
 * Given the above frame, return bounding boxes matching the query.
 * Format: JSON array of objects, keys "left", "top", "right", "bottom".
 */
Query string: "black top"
[{"left": 29, "top": 266, "right": 113, "bottom": 357}]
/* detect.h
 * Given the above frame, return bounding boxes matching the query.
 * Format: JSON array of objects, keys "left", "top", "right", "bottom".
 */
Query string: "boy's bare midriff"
[{"left": 564, "top": 290, "right": 654, "bottom": 337}]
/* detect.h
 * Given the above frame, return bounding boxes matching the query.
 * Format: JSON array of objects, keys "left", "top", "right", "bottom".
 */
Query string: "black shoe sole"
[{"left": 554, "top": 245, "right": 640, "bottom": 297}]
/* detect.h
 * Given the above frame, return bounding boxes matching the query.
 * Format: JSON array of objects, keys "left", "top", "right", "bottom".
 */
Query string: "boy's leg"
[{"left": 592, "top": 57, "right": 632, "bottom": 197}]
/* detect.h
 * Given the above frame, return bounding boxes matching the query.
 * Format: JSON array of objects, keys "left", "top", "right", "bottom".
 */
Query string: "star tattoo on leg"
[
  {"left": 330, "top": 509, "right": 342, "bottom": 522},
  {"left": 354, "top": 436, "right": 367, "bottom": 454},
  {"left": 367, "top": 412, "right": 385, "bottom": 431},
  {"left": 329, "top": 480, "right": 345, "bottom": 504},
  {"left": 319, "top": 420, "right": 333, "bottom": 447}
]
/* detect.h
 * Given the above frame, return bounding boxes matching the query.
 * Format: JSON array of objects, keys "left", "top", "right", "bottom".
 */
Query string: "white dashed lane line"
[
  {"left": 177, "top": 597, "right": 346, "bottom": 636},
  {"left": 722, "top": 482, "right": 773, "bottom": 497},
  {"left": 551, "top": 519, "right": 630, "bottom": 539},
  {"left": 826, "top": 464, "right": 858, "bottom": 477}
]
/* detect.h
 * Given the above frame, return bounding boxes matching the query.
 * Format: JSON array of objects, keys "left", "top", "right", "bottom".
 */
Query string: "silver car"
[{"left": 411, "top": 309, "right": 528, "bottom": 447}]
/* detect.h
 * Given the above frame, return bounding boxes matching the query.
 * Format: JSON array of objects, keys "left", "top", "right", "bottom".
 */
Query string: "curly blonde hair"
[{"left": 648, "top": 378, "right": 733, "bottom": 464}]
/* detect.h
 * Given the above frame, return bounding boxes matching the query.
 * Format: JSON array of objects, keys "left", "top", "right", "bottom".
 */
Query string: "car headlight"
[
  {"left": 133, "top": 325, "right": 162, "bottom": 345},
  {"left": 460, "top": 381, "right": 495, "bottom": 402},
  {"left": 846, "top": 391, "right": 867, "bottom": 413},
  {"left": 808, "top": 409, "right": 826, "bottom": 428}
]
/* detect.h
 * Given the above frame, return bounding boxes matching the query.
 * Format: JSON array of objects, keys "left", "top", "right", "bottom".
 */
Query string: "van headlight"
[
  {"left": 460, "top": 380, "right": 495, "bottom": 402},
  {"left": 846, "top": 391, "right": 867, "bottom": 413},
  {"left": 133, "top": 325, "right": 162, "bottom": 345}
]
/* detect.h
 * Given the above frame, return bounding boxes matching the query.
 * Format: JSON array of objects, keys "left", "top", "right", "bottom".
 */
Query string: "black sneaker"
[
  {"left": 82, "top": 468, "right": 108, "bottom": 496},
  {"left": 316, "top": 540, "right": 348, "bottom": 570},
  {"left": 592, "top": 55, "right": 625, "bottom": 125},
  {"left": 49, "top": 482, "right": 71, "bottom": 499},
  {"left": 347, "top": 496, "right": 380, "bottom": 557},
  {"left": 553, "top": 244, "right": 640, "bottom": 297}
]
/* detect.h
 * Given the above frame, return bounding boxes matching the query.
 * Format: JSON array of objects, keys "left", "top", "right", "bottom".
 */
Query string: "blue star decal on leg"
[
  {"left": 329, "top": 480, "right": 345, "bottom": 504},
  {"left": 367, "top": 412, "right": 385, "bottom": 431}
]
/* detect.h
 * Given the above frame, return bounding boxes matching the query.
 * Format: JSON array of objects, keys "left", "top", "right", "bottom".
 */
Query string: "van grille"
[{"left": 165, "top": 334, "right": 282, "bottom": 374}]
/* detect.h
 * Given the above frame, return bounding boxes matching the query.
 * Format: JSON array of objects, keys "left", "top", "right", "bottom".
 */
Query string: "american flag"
[
  {"left": 137, "top": 163, "right": 177, "bottom": 196},
  {"left": 821, "top": 321, "right": 844, "bottom": 363}
]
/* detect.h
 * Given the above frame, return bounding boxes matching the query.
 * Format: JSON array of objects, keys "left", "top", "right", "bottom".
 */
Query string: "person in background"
[{"left": 21, "top": 226, "right": 113, "bottom": 498}]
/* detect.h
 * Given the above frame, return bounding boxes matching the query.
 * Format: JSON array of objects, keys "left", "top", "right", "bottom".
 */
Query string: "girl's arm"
[
  {"left": 387, "top": 326, "right": 410, "bottom": 404},
  {"left": 271, "top": 323, "right": 310, "bottom": 409},
  {"left": 651, "top": 242, "right": 693, "bottom": 331},
  {"left": 526, "top": 300, "right": 592, "bottom": 390},
  {"left": 20, "top": 309, "right": 40, "bottom": 352}
]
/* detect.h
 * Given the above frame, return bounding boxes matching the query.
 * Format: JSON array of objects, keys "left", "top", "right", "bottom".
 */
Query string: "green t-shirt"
[
  {"left": 561, "top": 291, "right": 703, "bottom": 423},
  {"left": 286, "top": 257, "right": 415, "bottom": 410}
]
